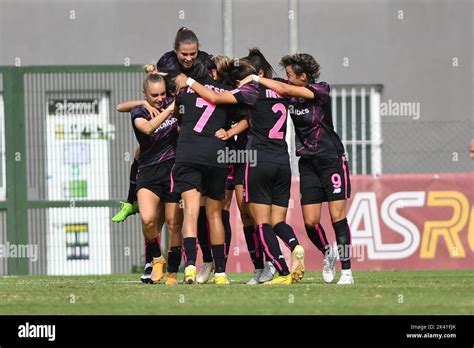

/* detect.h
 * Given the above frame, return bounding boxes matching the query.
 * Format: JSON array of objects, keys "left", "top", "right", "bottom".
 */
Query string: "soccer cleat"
[
  {"left": 322, "top": 245, "right": 338, "bottom": 283},
  {"left": 212, "top": 273, "right": 230, "bottom": 285},
  {"left": 291, "top": 244, "right": 305, "bottom": 283},
  {"left": 184, "top": 265, "right": 197, "bottom": 284},
  {"left": 140, "top": 264, "right": 152, "bottom": 284},
  {"left": 151, "top": 257, "right": 166, "bottom": 283},
  {"left": 258, "top": 261, "right": 276, "bottom": 283},
  {"left": 337, "top": 270, "right": 354, "bottom": 285},
  {"left": 196, "top": 262, "right": 214, "bottom": 284},
  {"left": 112, "top": 201, "right": 139, "bottom": 223},
  {"left": 263, "top": 274, "right": 292, "bottom": 285},
  {"left": 165, "top": 272, "right": 178, "bottom": 285},
  {"left": 246, "top": 269, "right": 264, "bottom": 285}
]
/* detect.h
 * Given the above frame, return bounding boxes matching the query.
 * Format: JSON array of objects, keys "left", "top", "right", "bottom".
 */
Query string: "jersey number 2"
[
  {"left": 193, "top": 98, "right": 216, "bottom": 133},
  {"left": 268, "top": 103, "right": 287, "bottom": 139}
]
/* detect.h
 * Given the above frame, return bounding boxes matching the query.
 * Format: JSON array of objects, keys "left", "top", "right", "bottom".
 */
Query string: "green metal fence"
[{"left": 0, "top": 66, "right": 151, "bottom": 275}]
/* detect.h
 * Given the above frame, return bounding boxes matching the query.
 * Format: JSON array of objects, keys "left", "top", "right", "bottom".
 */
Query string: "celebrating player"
[
  {"left": 239, "top": 53, "right": 354, "bottom": 285},
  {"left": 171, "top": 56, "right": 232, "bottom": 285},
  {"left": 130, "top": 74, "right": 183, "bottom": 285},
  {"left": 181, "top": 49, "right": 306, "bottom": 285}
]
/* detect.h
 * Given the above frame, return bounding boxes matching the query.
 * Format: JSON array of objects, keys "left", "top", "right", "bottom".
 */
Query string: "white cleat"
[
  {"left": 337, "top": 269, "right": 354, "bottom": 285},
  {"left": 322, "top": 245, "right": 338, "bottom": 283},
  {"left": 196, "top": 262, "right": 214, "bottom": 284},
  {"left": 246, "top": 269, "right": 264, "bottom": 285},
  {"left": 258, "top": 261, "right": 276, "bottom": 283}
]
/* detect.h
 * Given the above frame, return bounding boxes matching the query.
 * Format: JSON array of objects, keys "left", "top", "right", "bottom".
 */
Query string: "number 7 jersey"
[
  {"left": 175, "top": 76, "right": 232, "bottom": 168},
  {"left": 231, "top": 82, "right": 290, "bottom": 165}
]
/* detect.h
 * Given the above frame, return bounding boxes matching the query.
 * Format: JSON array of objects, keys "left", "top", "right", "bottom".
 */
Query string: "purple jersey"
[
  {"left": 156, "top": 50, "right": 216, "bottom": 75},
  {"left": 175, "top": 77, "right": 232, "bottom": 168},
  {"left": 131, "top": 98, "right": 178, "bottom": 169},
  {"left": 290, "top": 82, "right": 345, "bottom": 159},
  {"left": 232, "top": 83, "right": 290, "bottom": 165}
]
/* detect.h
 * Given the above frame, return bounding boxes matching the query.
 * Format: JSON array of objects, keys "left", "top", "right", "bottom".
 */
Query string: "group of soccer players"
[{"left": 113, "top": 27, "right": 354, "bottom": 286}]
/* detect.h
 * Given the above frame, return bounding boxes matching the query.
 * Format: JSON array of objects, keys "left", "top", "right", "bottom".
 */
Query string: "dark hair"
[
  {"left": 142, "top": 73, "right": 166, "bottom": 91},
  {"left": 280, "top": 53, "right": 321, "bottom": 82},
  {"left": 188, "top": 55, "right": 214, "bottom": 82},
  {"left": 242, "top": 48, "right": 276, "bottom": 78},
  {"left": 174, "top": 27, "right": 199, "bottom": 51},
  {"left": 211, "top": 56, "right": 256, "bottom": 86}
]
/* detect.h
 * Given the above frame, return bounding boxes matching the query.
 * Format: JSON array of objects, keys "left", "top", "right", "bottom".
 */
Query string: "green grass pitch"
[{"left": 0, "top": 270, "right": 473, "bottom": 315}]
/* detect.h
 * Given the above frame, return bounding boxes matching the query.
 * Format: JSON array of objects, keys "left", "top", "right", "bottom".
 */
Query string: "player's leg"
[
  {"left": 112, "top": 146, "right": 140, "bottom": 222},
  {"left": 204, "top": 165, "right": 230, "bottom": 285},
  {"left": 137, "top": 187, "right": 164, "bottom": 284},
  {"left": 206, "top": 198, "right": 228, "bottom": 284},
  {"left": 271, "top": 164, "right": 305, "bottom": 283},
  {"left": 221, "top": 189, "right": 233, "bottom": 265},
  {"left": 249, "top": 202, "right": 291, "bottom": 285},
  {"left": 235, "top": 183, "right": 264, "bottom": 284},
  {"left": 329, "top": 199, "right": 353, "bottom": 285},
  {"left": 323, "top": 156, "right": 353, "bottom": 285},
  {"left": 164, "top": 201, "right": 183, "bottom": 285},
  {"left": 299, "top": 157, "right": 337, "bottom": 283},
  {"left": 196, "top": 195, "right": 214, "bottom": 284},
  {"left": 171, "top": 162, "right": 204, "bottom": 284},
  {"left": 181, "top": 189, "right": 201, "bottom": 284}
]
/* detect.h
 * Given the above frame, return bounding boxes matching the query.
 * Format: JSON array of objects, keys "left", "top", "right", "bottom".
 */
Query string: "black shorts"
[
  {"left": 226, "top": 163, "right": 245, "bottom": 190},
  {"left": 244, "top": 162, "right": 291, "bottom": 207},
  {"left": 171, "top": 162, "right": 228, "bottom": 201},
  {"left": 298, "top": 156, "right": 351, "bottom": 205},
  {"left": 136, "top": 159, "right": 181, "bottom": 203}
]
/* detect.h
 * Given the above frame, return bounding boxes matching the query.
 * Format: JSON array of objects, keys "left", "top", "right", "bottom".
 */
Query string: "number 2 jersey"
[
  {"left": 289, "top": 82, "right": 345, "bottom": 159},
  {"left": 175, "top": 76, "right": 232, "bottom": 168},
  {"left": 231, "top": 82, "right": 290, "bottom": 165},
  {"left": 130, "top": 98, "right": 178, "bottom": 169}
]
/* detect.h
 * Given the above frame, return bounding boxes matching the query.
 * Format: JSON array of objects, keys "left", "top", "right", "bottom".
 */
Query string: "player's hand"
[
  {"left": 143, "top": 100, "right": 160, "bottom": 118},
  {"left": 174, "top": 73, "right": 188, "bottom": 89},
  {"left": 215, "top": 128, "right": 231, "bottom": 140},
  {"left": 238, "top": 75, "right": 253, "bottom": 88},
  {"left": 166, "top": 101, "right": 175, "bottom": 112}
]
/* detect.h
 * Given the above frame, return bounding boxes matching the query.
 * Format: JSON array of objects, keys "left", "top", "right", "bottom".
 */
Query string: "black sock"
[
  {"left": 145, "top": 237, "right": 161, "bottom": 263},
  {"left": 127, "top": 159, "right": 139, "bottom": 203},
  {"left": 333, "top": 218, "right": 351, "bottom": 270},
  {"left": 167, "top": 246, "right": 182, "bottom": 273},
  {"left": 197, "top": 206, "right": 213, "bottom": 262},
  {"left": 211, "top": 244, "right": 226, "bottom": 273},
  {"left": 183, "top": 237, "right": 197, "bottom": 267},
  {"left": 305, "top": 223, "right": 330, "bottom": 256},
  {"left": 257, "top": 223, "right": 289, "bottom": 276},
  {"left": 243, "top": 225, "right": 264, "bottom": 269},
  {"left": 222, "top": 210, "right": 232, "bottom": 264},
  {"left": 273, "top": 222, "right": 299, "bottom": 252}
]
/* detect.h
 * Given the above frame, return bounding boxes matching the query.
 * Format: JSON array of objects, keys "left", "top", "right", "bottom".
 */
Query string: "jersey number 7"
[{"left": 193, "top": 98, "right": 216, "bottom": 133}]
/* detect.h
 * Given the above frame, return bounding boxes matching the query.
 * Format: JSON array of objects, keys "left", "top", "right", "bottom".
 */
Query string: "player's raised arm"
[
  {"left": 133, "top": 101, "right": 175, "bottom": 135},
  {"left": 186, "top": 77, "right": 239, "bottom": 105},
  {"left": 245, "top": 75, "right": 315, "bottom": 100},
  {"left": 117, "top": 100, "right": 159, "bottom": 118}
]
